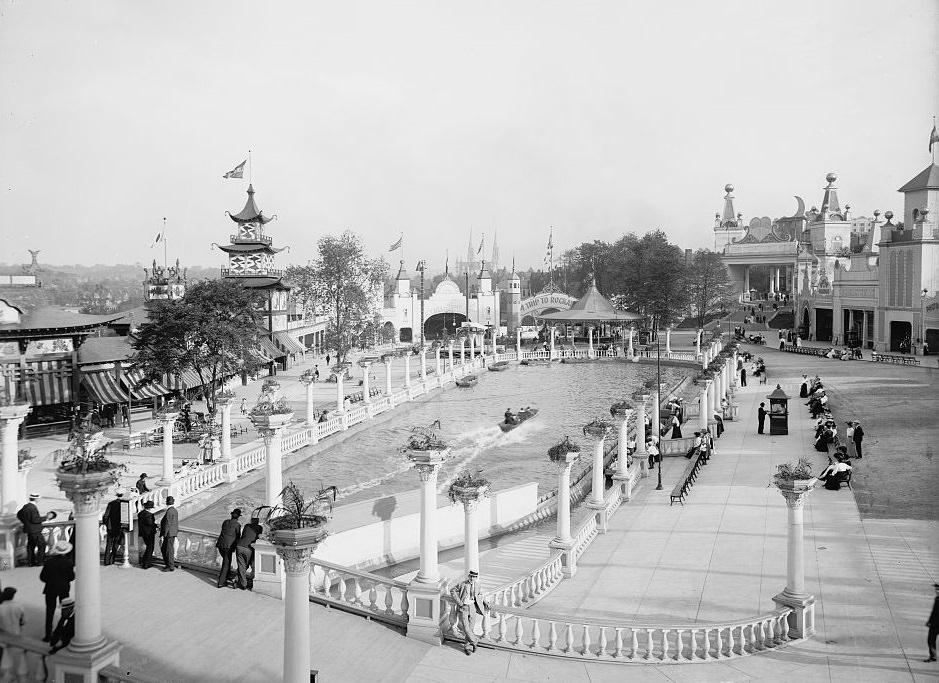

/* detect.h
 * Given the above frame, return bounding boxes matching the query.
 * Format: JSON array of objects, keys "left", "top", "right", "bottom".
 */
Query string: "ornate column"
[
  {"left": 665, "top": 326, "right": 672, "bottom": 354},
  {"left": 627, "top": 326, "right": 635, "bottom": 357},
  {"left": 1, "top": 403, "right": 29, "bottom": 517},
  {"left": 419, "top": 348, "right": 427, "bottom": 383},
  {"left": 299, "top": 371, "right": 316, "bottom": 425},
  {"left": 251, "top": 413, "right": 292, "bottom": 509},
  {"left": 383, "top": 356, "right": 393, "bottom": 396},
  {"left": 448, "top": 341, "right": 455, "bottom": 371},
  {"left": 516, "top": 328, "right": 522, "bottom": 357},
  {"left": 732, "top": 349, "right": 739, "bottom": 386},
  {"left": 459, "top": 339, "right": 466, "bottom": 365},
  {"left": 157, "top": 410, "right": 179, "bottom": 486},
  {"left": 548, "top": 446, "right": 581, "bottom": 577},
  {"left": 450, "top": 481, "right": 488, "bottom": 574},
  {"left": 584, "top": 423, "right": 612, "bottom": 509},
  {"left": 405, "top": 446, "right": 449, "bottom": 645},
  {"left": 707, "top": 376, "right": 717, "bottom": 437},
  {"left": 611, "top": 404, "right": 634, "bottom": 480},
  {"left": 278, "top": 548, "right": 315, "bottom": 683},
  {"left": 698, "top": 380, "right": 711, "bottom": 433},
  {"left": 217, "top": 395, "right": 235, "bottom": 459},
  {"left": 360, "top": 361, "right": 372, "bottom": 404},
  {"left": 634, "top": 394, "right": 648, "bottom": 477},
  {"left": 651, "top": 389, "right": 661, "bottom": 446},
  {"left": 772, "top": 477, "right": 816, "bottom": 638},
  {"left": 335, "top": 370, "right": 345, "bottom": 412}
]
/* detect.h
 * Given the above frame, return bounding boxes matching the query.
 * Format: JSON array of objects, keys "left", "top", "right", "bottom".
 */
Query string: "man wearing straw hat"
[
  {"left": 39, "top": 540, "right": 74, "bottom": 642},
  {"left": 17, "top": 493, "right": 45, "bottom": 566},
  {"left": 449, "top": 570, "right": 491, "bottom": 655}
]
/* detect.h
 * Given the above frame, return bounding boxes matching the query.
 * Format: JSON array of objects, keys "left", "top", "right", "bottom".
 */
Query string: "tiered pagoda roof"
[{"left": 219, "top": 185, "right": 291, "bottom": 291}]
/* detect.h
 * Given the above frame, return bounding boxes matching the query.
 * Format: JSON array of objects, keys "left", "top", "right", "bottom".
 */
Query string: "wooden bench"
[
  {"left": 870, "top": 352, "right": 920, "bottom": 366},
  {"left": 669, "top": 450, "right": 704, "bottom": 506},
  {"left": 784, "top": 345, "right": 827, "bottom": 357}
]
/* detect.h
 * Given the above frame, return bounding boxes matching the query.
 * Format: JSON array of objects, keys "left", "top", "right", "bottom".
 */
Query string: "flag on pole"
[
  {"left": 389, "top": 236, "right": 403, "bottom": 251},
  {"left": 223, "top": 160, "right": 246, "bottom": 179},
  {"left": 150, "top": 232, "right": 163, "bottom": 249},
  {"left": 477, "top": 237, "right": 484, "bottom": 255},
  {"left": 930, "top": 123, "right": 939, "bottom": 153}
]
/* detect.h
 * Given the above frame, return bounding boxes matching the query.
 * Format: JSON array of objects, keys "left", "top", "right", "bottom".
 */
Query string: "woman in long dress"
[
  {"left": 670, "top": 414, "right": 682, "bottom": 439},
  {"left": 799, "top": 374, "right": 809, "bottom": 398}
]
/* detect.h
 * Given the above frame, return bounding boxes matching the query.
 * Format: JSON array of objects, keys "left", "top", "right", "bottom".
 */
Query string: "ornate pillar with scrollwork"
[
  {"left": 277, "top": 546, "right": 315, "bottom": 683},
  {"left": 157, "top": 410, "right": 179, "bottom": 486},
  {"left": 1, "top": 403, "right": 29, "bottom": 517},
  {"left": 549, "top": 448, "right": 580, "bottom": 577},
  {"left": 360, "top": 361, "right": 372, "bottom": 404},
  {"left": 772, "top": 479, "right": 816, "bottom": 638}
]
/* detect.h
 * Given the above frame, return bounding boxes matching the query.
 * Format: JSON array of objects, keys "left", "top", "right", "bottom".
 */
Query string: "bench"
[
  {"left": 669, "top": 449, "right": 705, "bottom": 506},
  {"left": 783, "top": 345, "right": 827, "bottom": 357},
  {"left": 870, "top": 352, "right": 920, "bottom": 366}
]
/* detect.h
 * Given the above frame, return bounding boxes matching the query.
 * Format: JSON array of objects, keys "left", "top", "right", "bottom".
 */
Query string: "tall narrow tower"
[
  {"left": 506, "top": 261, "right": 521, "bottom": 334},
  {"left": 490, "top": 228, "right": 500, "bottom": 272}
]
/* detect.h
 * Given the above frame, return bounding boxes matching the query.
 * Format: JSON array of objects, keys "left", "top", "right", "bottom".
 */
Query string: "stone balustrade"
[
  {"left": 487, "top": 552, "right": 565, "bottom": 608},
  {"left": 441, "top": 602, "right": 794, "bottom": 662},
  {"left": 658, "top": 437, "right": 699, "bottom": 457},
  {"left": 0, "top": 631, "right": 57, "bottom": 681},
  {"left": 233, "top": 444, "right": 266, "bottom": 475},
  {"left": 309, "top": 558, "right": 411, "bottom": 627},
  {"left": 568, "top": 514, "right": 598, "bottom": 566}
]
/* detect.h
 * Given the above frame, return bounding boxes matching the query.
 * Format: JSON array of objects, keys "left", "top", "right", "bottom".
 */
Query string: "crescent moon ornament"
[{"left": 793, "top": 196, "right": 806, "bottom": 217}]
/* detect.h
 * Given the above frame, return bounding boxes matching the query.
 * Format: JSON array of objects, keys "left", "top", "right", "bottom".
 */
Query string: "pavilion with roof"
[{"left": 537, "top": 282, "right": 642, "bottom": 341}]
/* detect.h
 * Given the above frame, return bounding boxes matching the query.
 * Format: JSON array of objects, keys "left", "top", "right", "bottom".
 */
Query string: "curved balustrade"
[
  {"left": 569, "top": 515, "right": 598, "bottom": 564},
  {"left": 346, "top": 405, "right": 368, "bottom": 426},
  {"left": 234, "top": 445, "right": 266, "bottom": 475},
  {"left": 488, "top": 552, "right": 564, "bottom": 608},
  {"left": 282, "top": 427, "right": 313, "bottom": 453},
  {"left": 319, "top": 416, "right": 343, "bottom": 438},
  {"left": 309, "top": 558, "right": 410, "bottom": 627},
  {"left": 0, "top": 632, "right": 53, "bottom": 681},
  {"left": 441, "top": 600, "right": 794, "bottom": 662},
  {"left": 173, "top": 464, "right": 227, "bottom": 499}
]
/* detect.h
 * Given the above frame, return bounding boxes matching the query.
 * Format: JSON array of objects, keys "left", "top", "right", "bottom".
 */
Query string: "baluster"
[
  {"left": 526, "top": 575, "right": 535, "bottom": 601},
  {"left": 630, "top": 629, "right": 638, "bottom": 660},
  {"left": 514, "top": 615, "right": 524, "bottom": 646},
  {"left": 702, "top": 627, "right": 711, "bottom": 660},
  {"left": 644, "top": 629, "right": 653, "bottom": 660},
  {"left": 597, "top": 626, "right": 607, "bottom": 658},
  {"left": 530, "top": 619, "right": 540, "bottom": 650},
  {"left": 736, "top": 624, "right": 746, "bottom": 655},
  {"left": 496, "top": 614, "right": 507, "bottom": 644},
  {"left": 399, "top": 589, "right": 409, "bottom": 617},
  {"left": 367, "top": 583, "right": 378, "bottom": 611},
  {"left": 674, "top": 629, "right": 683, "bottom": 661},
  {"left": 660, "top": 629, "right": 669, "bottom": 661},
  {"left": 383, "top": 584, "right": 395, "bottom": 614},
  {"left": 580, "top": 625, "right": 591, "bottom": 656},
  {"left": 547, "top": 621, "right": 558, "bottom": 652},
  {"left": 757, "top": 620, "right": 766, "bottom": 650},
  {"left": 481, "top": 610, "right": 492, "bottom": 639},
  {"left": 337, "top": 574, "right": 348, "bottom": 602},
  {"left": 778, "top": 614, "right": 790, "bottom": 642},
  {"left": 351, "top": 577, "right": 362, "bottom": 604},
  {"left": 714, "top": 626, "right": 723, "bottom": 658},
  {"left": 562, "top": 623, "right": 574, "bottom": 654},
  {"left": 613, "top": 627, "right": 624, "bottom": 659},
  {"left": 745, "top": 623, "right": 754, "bottom": 654}
]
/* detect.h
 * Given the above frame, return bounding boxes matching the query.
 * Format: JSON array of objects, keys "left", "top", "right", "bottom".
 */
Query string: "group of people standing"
[{"left": 215, "top": 508, "right": 264, "bottom": 590}]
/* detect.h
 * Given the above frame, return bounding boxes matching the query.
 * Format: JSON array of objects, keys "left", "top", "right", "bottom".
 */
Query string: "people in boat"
[{"left": 504, "top": 408, "right": 517, "bottom": 425}]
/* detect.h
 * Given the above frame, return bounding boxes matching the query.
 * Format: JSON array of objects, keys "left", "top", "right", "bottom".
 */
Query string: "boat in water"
[
  {"left": 455, "top": 375, "right": 478, "bottom": 388},
  {"left": 520, "top": 359, "right": 551, "bottom": 366},
  {"left": 499, "top": 407, "right": 538, "bottom": 432},
  {"left": 488, "top": 361, "right": 510, "bottom": 372}
]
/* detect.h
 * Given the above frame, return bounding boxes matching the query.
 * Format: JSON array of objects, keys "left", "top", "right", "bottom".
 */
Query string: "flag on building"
[
  {"left": 930, "top": 123, "right": 939, "bottom": 153},
  {"left": 477, "top": 237, "right": 484, "bottom": 255},
  {"left": 389, "top": 235, "right": 403, "bottom": 251},
  {"left": 223, "top": 160, "right": 246, "bottom": 179},
  {"left": 150, "top": 232, "right": 163, "bottom": 248}
]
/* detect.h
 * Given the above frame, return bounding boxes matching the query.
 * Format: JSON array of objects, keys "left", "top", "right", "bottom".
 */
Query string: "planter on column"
[
  {"left": 382, "top": 355, "right": 394, "bottom": 397},
  {"left": 583, "top": 420, "right": 613, "bottom": 511},
  {"left": 403, "top": 421, "right": 450, "bottom": 644},
  {"left": 250, "top": 412, "right": 293, "bottom": 510},
  {"left": 156, "top": 409, "right": 180, "bottom": 487},
  {"left": 358, "top": 360, "right": 373, "bottom": 404},
  {"left": 299, "top": 370, "right": 317, "bottom": 426},
  {"left": 772, "top": 465, "right": 817, "bottom": 639},
  {"left": 633, "top": 393, "right": 649, "bottom": 477},
  {"left": 547, "top": 438, "right": 581, "bottom": 577},
  {"left": 447, "top": 472, "right": 490, "bottom": 575},
  {"left": 609, "top": 401, "right": 634, "bottom": 483}
]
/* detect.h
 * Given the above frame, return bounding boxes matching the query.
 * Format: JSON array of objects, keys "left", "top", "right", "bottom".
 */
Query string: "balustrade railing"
[
  {"left": 441, "top": 602, "right": 794, "bottom": 662},
  {"left": 309, "top": 558, "right": 410, "bottom": 627},
  {"left": 346, "top": 405, "right": 368, "bottom": 426},
  {"left": 319, "top": 416, "right": 343, "bottom": 437},
  {"left": 488, "top": 552, "right": 565, "bottom": 608},
  {"left": 176, "top": 526, "right": 223, "bottom": 570},
  {"left": 234, "top": 444, "right": 266, "bottom": 476},
  {"left": 658, "top": 437, "right": 699, "bottom": 456},
  {"left": 0, "top": 632, "right": 53, "bottom": 681}
]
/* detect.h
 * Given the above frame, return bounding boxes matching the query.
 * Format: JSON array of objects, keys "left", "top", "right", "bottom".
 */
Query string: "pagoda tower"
[{"left": 217, "top": 184, "right": 292, "bottom": 337}]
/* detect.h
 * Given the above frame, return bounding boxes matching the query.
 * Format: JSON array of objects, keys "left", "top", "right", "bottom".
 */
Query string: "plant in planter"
[
  {"left": 402, "top": 419, "right": 448, "bottom": 453},
  {"left": 265, "top": 481, "right": 337, "bottom": 547},
  {"left": 56, "top": 424, "right": 126, "bottom": 492},
  {"left": 261, "top": 377, "right": 281, "bottom": 393},
  {"left": 299, "top": 368, "right": 316, "bottom": 383},
  {"left": 249, "top": 397, "right": 294, "bottom": 417},
  {"left": 631, "top": 387, "right": 651, "bottom": 401},
  {"left": 609, "top": 400, "right": 634, "bottom": 417},
  {"left": 447, "top": 468, "right": 491, "bottom": 504},
  {"left": 583, "top": 418, "right": 615, "bottom": 437},
  {"left": 775, "top": 457, "right": 814, "bottom": 483},
  {"left": 215, "top": 388, "right": 237, "bottom": 402},
  {"left": 547, "top": 436, "right": 581, "bottom": 462}
]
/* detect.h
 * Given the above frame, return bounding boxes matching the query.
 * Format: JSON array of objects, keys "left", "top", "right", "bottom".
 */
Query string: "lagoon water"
[{"left": 184, "top": 361, "right": 689, "bottom": 532}]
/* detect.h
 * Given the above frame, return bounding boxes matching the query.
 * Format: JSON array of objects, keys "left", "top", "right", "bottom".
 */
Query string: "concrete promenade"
[{"left": 2, "top": 340, "right": 936, "bottom": 681}]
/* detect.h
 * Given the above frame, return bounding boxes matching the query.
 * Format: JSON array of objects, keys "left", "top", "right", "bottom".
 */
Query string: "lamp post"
[
  {"left": 921, "top": 288, "right": 928, "bottom": 354},
  {"left": 416, "top": 260, "right": 426, "bottom": 348},
  {"left": 655, "top": 319, "right": 663, "bottom": 492}
]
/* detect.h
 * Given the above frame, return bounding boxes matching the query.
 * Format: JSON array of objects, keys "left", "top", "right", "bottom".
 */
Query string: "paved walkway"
[{"left": 4, "top": 345, "right": 937, "bottom": 681}]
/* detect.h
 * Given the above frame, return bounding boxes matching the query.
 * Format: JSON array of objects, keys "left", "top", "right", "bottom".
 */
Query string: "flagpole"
[
  {"left": 163, "top": 217, "right": 168, "bottom": 270},
  {"left": 248, "top": 150, "right": 253, "bottom": 184}
]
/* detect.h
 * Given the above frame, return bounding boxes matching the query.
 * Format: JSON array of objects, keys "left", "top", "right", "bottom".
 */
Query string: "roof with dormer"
[
  {"left": 228, "top": 184, "right": 275, "bottom": 224},
  {"left": 898, "top": 163, "right": 939, "bottom": 192}
]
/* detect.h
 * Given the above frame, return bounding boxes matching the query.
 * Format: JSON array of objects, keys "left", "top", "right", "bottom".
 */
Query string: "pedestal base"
[
  {"left": 251, "top": 540, "right": 285, "bottom": 600},
  {"left": 549, "top": 538, "right": 577, "bottom": 578},
  {"left": 406, "top": 579, "right": 443, "bottom": 645},
  {"left": 638, "top": 459, "right": 649, "bottom": 478},
  {"left": 50, "top": 639, "right": 121, "bottom": 682},
  {"left": 772, "top": 590, "right": 816, "bottom": 639},
  {"left": 0, "top": 516, "right": 20, "bottom": 570},
  {"left": 585, "top": 498, "right": 605, "bottom": 510},
  {"left": 612, "top": 471, "right": 635, "bottom": 501}
]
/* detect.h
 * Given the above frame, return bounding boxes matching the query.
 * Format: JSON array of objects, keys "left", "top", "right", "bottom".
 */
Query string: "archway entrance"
[
  {"left": 424, "top": 312, "right": 467, "bottom": 340},
  {"left": 381, "top": 321, "right": 396, "bottom": 343},
  {"left": 801, "top": 308, "right": 810, "bottom": 337},
  {"left": 399, "top": 327, "right": 413, "bottom": 343},
  {"left": 889, "top": 320, "right": 912, "bottom": 352},
  {"left": 815, "top": 308, "right": 833, "bottom": 342}
]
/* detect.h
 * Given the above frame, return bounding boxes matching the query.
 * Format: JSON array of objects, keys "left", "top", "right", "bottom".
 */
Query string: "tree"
[
  {"left": 131, "top": 279, "right": 264, "bottom": 414},
  {"left": 285, "top": 231, "right": 387, "bottom": 365},
  {"left": 687, "top": 249, "right": 735, "bottom": 328}
]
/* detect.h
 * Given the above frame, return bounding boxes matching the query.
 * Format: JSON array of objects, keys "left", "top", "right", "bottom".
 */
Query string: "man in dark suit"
[
  {"left": 926, "top": 582, "right": 939, "bottom": 662},
  {"left": 235, "top": 517, "right": 263, "bottom": 590},
  {"left": 449, "top": 570, "right": 491, "bottom": 655},
  {"left": 137, "top": 501, "right": 157, "bottom": 569},
  {"left": 17, "top": 493, "right": 45, "bottom": 566},
  {"left": 159, "top": 496, "right": 179, "bottom": 571},
  {"left": 102, "top": 492, "right": 125, "bottom": 566},
  {"left": 215, "top": 508, "right": 242, "bottom": 588},
  {"left": 39, "top": 540, "right": 74, "bottom": 642}
]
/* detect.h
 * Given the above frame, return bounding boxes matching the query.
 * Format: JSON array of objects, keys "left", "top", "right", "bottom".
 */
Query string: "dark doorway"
[
  {"left": 424, "top": 312, "right": 467, "bottom": 340},
  {"left": 889, "top": 320, "right": 912, "bottom": 352},
  {"left": 800, "top": 308, "right": 810, "bottom": 338},
  {"left": 815, "top": 308, "right": 833, "bottom": 342},
  {"left": 399, "top": 327, "right": 413, "bottom": 343}
]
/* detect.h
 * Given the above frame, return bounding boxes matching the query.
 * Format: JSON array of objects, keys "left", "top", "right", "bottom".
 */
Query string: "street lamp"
[
  {"left": 415, "top": 260, "right": 427, "bottom": 347},
  {"left": 922, "top": 288, "right": 929, "bottom": 354},
  {"left": 655, "top": 316, "right": 663, "bottom": 492}
]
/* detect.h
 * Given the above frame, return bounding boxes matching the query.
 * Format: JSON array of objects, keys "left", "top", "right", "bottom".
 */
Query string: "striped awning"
[
  {"left": 81, "top": 370, "right": 127, "bottom": 405},
  {"left": 18, "top": 360, "right": 73, "bottom": 406},
  {"left": 121, "top": 369, "right": 172, "bottom": 400},
  {"left": 177, "top": 368, "right": 208, "bottom": 390},
  {"left": 274, "top": 331, "right": 305, "bottom": 354},
  {"left": 258, "top": 336, "right": 283, "bottom": 360}
]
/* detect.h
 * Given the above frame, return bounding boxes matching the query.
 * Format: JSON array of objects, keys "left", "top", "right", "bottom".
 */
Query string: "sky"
[{"left": 1, "top": 0, "right": 937, "bottom": 274}]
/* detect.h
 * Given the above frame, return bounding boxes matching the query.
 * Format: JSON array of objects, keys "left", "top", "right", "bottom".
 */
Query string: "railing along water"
[{"left": 309, "top": 558, "right": 410, "bottom": 627}]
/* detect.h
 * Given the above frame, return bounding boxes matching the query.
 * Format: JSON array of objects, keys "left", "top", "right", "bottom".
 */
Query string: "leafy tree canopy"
[{"left": 131, "top": 278, "right": 263, "bottom": 413}]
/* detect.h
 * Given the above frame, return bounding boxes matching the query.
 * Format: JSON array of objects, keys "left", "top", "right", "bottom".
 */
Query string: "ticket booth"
[{"left": 767, "top": 384, "right": 790, "bottom": 435}]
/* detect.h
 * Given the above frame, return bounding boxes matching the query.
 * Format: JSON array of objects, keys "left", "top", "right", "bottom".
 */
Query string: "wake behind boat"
[{"left": 499, "top": 407, "right": 538, "bottom": 432}]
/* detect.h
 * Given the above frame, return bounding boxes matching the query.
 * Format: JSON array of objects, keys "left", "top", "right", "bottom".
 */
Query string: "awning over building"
[
  {"left": 258, "top": 336, "right": 283, "bottom": 360},
  {"left": 81, "top": 370, "right": 127, "bottom": 405},
  {"left": 121, "top": 369, "right": 172, "bottom": 400},
  {"left": 19, "top": 359, "right": 73, "bottom": 406},
  {"left": 273, "top": 331, "right": 304, "bottom": 354},
  {"left": 177, "top": 369, "right": 209, "bottom": 390}
]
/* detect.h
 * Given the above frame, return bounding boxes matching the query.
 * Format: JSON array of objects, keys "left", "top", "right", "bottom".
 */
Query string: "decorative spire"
[
  {"left": 820, "top": 173, "right": 842, "bottom": 216},
  {"left": 721, "top": 184, "right": 737, "bottom": 225},
  {"left": 491, "top": 227, "right": 500, "bottom": 270},
  {"left": 228, "top": 184, "right": 274, "bottom": 224},
  {"left": 395, "top": 260, "right": 410, "bottom": 281}
]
